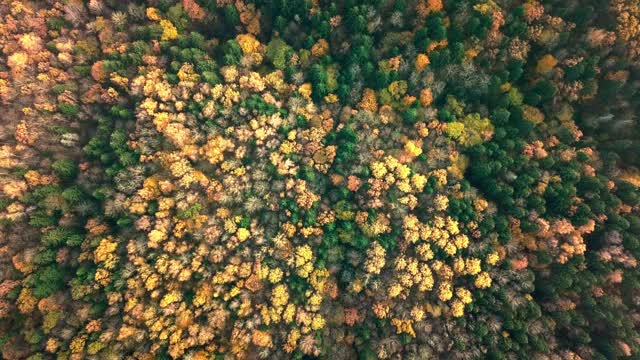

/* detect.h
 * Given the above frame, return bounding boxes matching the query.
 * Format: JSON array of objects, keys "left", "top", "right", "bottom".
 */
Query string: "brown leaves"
[
  {"left": 90, "top": 61, "right": 107, "bottom": 82},
  {"left": 183, "top": 0, "right": 206, "bottom": 20}
]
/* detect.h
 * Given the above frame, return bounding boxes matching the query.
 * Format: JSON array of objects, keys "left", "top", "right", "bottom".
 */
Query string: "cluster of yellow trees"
[
  {"left": 99, "top": 33, "right": 349, "bottom": 357},
  {"left": 85, "top": 28, "right": 504, "bottom": 356},
  {"left": 359, "top": 150, "right": 498, "bottom": 334}
]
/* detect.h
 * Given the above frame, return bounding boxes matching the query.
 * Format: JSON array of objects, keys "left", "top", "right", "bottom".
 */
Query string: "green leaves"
[{"left": 51, "top": 159, "right": 78, "bottom": 182}]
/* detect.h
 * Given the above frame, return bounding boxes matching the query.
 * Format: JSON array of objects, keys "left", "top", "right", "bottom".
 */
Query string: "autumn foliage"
[{"left": 1, "top": 1, "right": 640, "bottom": 359}]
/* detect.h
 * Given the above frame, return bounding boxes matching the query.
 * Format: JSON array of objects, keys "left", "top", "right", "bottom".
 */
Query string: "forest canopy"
[{"left": 1, "top": 0, "right": 640, "bottom": 359}]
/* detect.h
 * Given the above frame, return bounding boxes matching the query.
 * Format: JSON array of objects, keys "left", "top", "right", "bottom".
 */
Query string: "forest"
[{"left": 0, "top": 0, "right": 640, "bottom": 359}]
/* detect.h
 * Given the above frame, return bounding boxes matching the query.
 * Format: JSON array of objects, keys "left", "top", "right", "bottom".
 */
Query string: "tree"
[{"left": 52, "top": 159, "right": 78, "bottom": 182}]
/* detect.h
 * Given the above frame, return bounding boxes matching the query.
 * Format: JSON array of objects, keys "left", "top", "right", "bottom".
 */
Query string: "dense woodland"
[{"left": 1, "top": 0, "right": 640, "bottom": 359}]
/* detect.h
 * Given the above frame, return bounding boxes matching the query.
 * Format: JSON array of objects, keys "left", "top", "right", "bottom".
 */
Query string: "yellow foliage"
[
  {"left": 465, "top": 258, "right": 482, "bottom": 275},
  {"left": 283, "top": 303, "right": 296, "bottom": 323},
  {"left": 395, "top": 164, "right": 411, "bottom": 180},
  {"left": 396, "top": 179, "right": 412, "bottom": 193},
  {"left": 453, "top": 234, "right": 469, "bottom": 250},
  {"left": 17, "top": 288, "right": 37, "bottom": 314},
  {"left": 272, "top": 284, "right": 289, "bottom": 307},
  {"left": 177, "top": 64, "right": 200, "bottom": 83},
  {"left": 430, "top": 169, "right": 448, "bottom": 187},
  {"left": 236, "top": 228, "right": 251, "bottom": 241},
  {"left": 298, "top": 83, "right": 312, "bottom": 99},
  {"left": 411, "top": 173, "right": 428, "bottom": 192},
  {"left": 268, "top": 267, "right": 283, "bottom": 283},
  {"left": 201, "top": 136, "right": 234, "bottom": 165},
  {"left": 391, "top": 318, "right": 416, "bottom": 337},
  {"left": 146, "top": 7, "right": 161, "bottom": 21},
  {"left": 94, "top": 236, "right": 118, "bottom": 265},
  {"left": 324, "top": 93, "right": 338, "bottom": 103},
  {"left": 148, "top": 229, "right": 167, "bottom": 248},
  {"left": 446, "top": 122, "right": 465, "bottom": 139},
  {"left": 456, "top": 287, "right": 473, "bottom": 304},
  {"left": 311, "top": 314, "right": 326, "bottom": 330},
  {"left": 371, "top": 161, "right": 388, "bottom": 179},
  {"left": 94, "top": 268, "right": 111, "bottom": 286},
  {"left": 284, "top": 329, "right": 301, "bottom": 353},
  {"left": 160, "top": 291, "right": 182, "bottom": 307},
  {"left": 388, "top": 283, "right": 403, "bottom": 298},
  {"left": 8, "top": 52, "right": 29, "bottom": 72},
  {"left": 434, "top": 194, "right": 449, "bottom": 211},
  {"left": 438, "top": 282, "right": 453, "bottom": 301},
  {"left": 446, "top": 217, "right": 460, "bottom": 235},
  {"left": 474, "top": 272, "right": 492, "bottom": 288},
  {"left": 364, "top": 242, "right": 386, "bottom": 274},
  {"left": 237, "top": 34, "right": 262, "bottom": 55},
  {"left": 295, "top": 245, "right": 313, "bottom": 266},
  {"left": 450, "top": 299, "right": 465, "bottom": 317},
  {"left": 70, "top": 335, "right": 87, "bottom": 354},
  {"left": 160, "top": 20, "right": 178, "bottom": 41},
  {"left": 443, "top": 242, "right": 457, "bottom": 256},
  {"left": 239, "top": 71, "right": 266, "bottom": 92},
  {"left": 18, "top": 33, "right": 42, "bottom": 52},
  {"left": 404, "top": 140, "right": 423, "bottom": 157},
  {"left": 486, "top": 251, "right": 500, "bottom": 265},
  {"left": 452, "top": 257, "right": 465, "bottom": 275}
]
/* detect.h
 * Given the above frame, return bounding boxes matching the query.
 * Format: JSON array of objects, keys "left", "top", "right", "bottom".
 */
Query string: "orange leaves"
[
  {"left": 146, "top": 7, "right": 161, "bottom": 21},
  {"left": 415, "top": 53, "right": 431, "bottom": 71},
  {"left": 536, "top": 54, "right": 558, "bottom": 74},
  {"left": 251, "top": 329, "right": 273, "bottom": 348},
  {"left": 612, "top": 0, "right": 640, "bottom": 41},
  {"left": 2, "top": 179, "right": 27, "bottom": 199},
  {"left": 511, "top": 257, "right": 529, "bottom": 271},
  {"left": 148, "top": 229, "right": 167, "bottom": 249},
  {"left": 311, "top": 39, "right": 329, "bottom": 57},
  {"left": 343, "top": 308, "right": 361, "bottom": 326},
  {"left": 193, "top": 283, "right": 212, "bottom": 307},
  {"left": 419, "top": 88, "right": 433, "bottom": 106},
  {"left": 91, "top": 61, "right": 107, "bottom": 82},
  {"left": 24, "top": 170, "right": 57, "bottom": 187},
  {"left": 236, "top": 1, "right": 262, "bottom": 35},
  {"left": 17, "top": 288, "right": 37, "bottom": 314},
  {"left": 372, "top": 303, "right": 390, "bottom": 319},
  {"left": 183, "top": 0, "right": 206, "bottom": 20},
  {"left": 416, "top": 0, "right": 443, "bottom": 18},
  {"left": 357, "top": 88, "right": 378, "bottom": 112},
  {"left": 347, "top": 175, "right": 362, "bottom": 191},
  {"left": 294, "top": 180, "right": 320, "bottom": 209}
]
